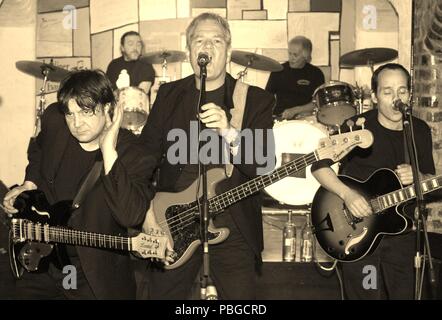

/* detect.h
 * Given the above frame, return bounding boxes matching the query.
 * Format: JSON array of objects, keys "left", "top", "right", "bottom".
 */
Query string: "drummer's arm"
[
  {"left": 281, "top": 102, "right": 315, "bottom": 119},
  {"left": 138, "top": 81, "right": 153, "bottom": 95}
]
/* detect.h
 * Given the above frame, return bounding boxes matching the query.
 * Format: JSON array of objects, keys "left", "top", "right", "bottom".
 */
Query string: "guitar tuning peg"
[
  {"left": 346, "top": 119, "right": 354, "bottom": 131},
  {"left": 356, "top": 117, "right": 366, "bottom": 129},
  {"left": 336, "top": 125, "right": 341, "bottom": 135}
]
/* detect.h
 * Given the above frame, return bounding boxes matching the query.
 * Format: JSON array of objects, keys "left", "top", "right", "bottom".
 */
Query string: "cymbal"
[
  {"left": 340, "top": 48, "right": 398, "bottom": 67},
  {"left": 140, "top": 50, "right": 186, "bottom": 64},
  {"left": 231, "top": 50, "right": 283, "bottom": 72},
  {"left": 16, "top": 60, "right": 69, "bottom": 82}
]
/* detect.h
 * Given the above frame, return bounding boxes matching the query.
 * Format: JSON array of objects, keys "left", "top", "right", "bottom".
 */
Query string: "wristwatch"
[{"left": 229, "top": 132, "right": 241, "bottom": 148}]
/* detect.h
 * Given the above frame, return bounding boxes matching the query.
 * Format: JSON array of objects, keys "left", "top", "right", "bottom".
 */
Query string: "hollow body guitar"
[{"left": 312, "top": 168, "right": 442, "bottom": 262}]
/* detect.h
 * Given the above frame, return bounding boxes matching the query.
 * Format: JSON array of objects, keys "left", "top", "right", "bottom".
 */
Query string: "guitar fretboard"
[
  {"left": 371, "top": 175, "right": 442, "bottom": 213},
  {"left": 11, "top": 219, "right": 131, "bottom": 251},
  {"left": 209, "top": 151, "right": 319, "bottom": 212}
]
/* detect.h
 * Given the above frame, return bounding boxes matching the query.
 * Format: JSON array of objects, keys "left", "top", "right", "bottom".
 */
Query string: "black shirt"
[
  {"left": 265, "top": 62, "right": 325, "bottom": 115},
  {"left": 54, "top": 137, "right": 100, "bottom": 202},
  {"left": 175, "top": 84, "right": 228, "bottom": 192},
  {"left": 311, "top": 109, "right": 435, "bottom": 179},
  {"left": 106, "top": 56, "right": 155, "bottom": 91}
]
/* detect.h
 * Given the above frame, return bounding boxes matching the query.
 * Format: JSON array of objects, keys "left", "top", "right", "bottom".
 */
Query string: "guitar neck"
[
  {"left": 209, "top": 151, "right": 318, "bottom": 213},
  {"left": 372, "top": 174, "right": 442, "bottom": 212},
  {"left": 12, "top": 220, "right": 132, "bottom": 251}
]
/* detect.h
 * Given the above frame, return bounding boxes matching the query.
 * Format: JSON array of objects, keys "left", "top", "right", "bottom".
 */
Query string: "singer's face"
[
  {"left": 373, "top": 69, "right": 410, "bottom": 130},
  {"left": 188, "top": 19, "right": 231, "bottom": 86}
]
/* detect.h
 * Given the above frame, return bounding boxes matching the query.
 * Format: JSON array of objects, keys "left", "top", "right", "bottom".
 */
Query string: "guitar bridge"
[{"left": 343, "top": 208, "right": 358, "bottom": 230}]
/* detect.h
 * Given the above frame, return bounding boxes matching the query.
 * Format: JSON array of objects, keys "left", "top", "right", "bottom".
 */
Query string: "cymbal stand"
[
  {"left": 237, "top": 56, "right": 254, "bottom": 83},
  {"left": 159, "top": 57, "right": 170, "bottom": 85},
  {"left": 34, "top": 65, "right": 51, "bottom": 137}
]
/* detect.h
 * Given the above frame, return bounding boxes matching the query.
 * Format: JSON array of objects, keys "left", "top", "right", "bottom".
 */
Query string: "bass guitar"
[
  {"left": 144, "top": 129, "right": 374, "bottom": 269},
  {"left": 9, "top": 190, "right": 167, "bottom": 279},
  {"left": 312, "top": 168, "right": 442, "bottom": 262}
]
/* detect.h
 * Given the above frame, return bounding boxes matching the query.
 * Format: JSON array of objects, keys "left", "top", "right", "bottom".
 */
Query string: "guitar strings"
[
  {"left": 157, "top": 153, "right": 319, "bottom": 235},
  {"left": 13, "top": 223, "right": 130, "bottom": 248}
]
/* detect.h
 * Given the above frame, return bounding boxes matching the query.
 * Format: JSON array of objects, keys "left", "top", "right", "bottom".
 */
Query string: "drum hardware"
[
  {"left": 15, "top": 60, "right": 70, "bottom": 137},
  {"left": 231, "top": 50, "right": 283, "bottom": 82},
  {"left": 141, "top": 50, "right": 186, "bottom": 86},
  {"left": 339, "top": 47, "right": 398, "bottom": 73}
]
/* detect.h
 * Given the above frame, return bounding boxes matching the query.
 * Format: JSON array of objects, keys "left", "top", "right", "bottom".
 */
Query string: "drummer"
[
  {"left": 265, "top": 36, "right": 325, "bottom": 120},
  {"left": 106, "top": 31, "right": 156, "bottom": 95}
]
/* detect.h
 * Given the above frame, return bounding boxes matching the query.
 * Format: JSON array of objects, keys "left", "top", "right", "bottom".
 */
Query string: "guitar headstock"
[
  {"left": 131, "top": 228, "right": 168, "bottom": 259},
  {"left": 316, "top": 129, "right": 374, "bottom": 162}
]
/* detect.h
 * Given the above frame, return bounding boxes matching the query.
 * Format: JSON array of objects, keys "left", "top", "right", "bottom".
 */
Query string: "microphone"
[
  {"left": 393, "top": 99, "right": 410, "bottom": 114},
  {"left": 197, "top": 52, "right": 211, "bottom": 67}
]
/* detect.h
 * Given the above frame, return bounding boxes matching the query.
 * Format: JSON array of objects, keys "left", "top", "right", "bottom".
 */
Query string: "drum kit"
[
  {"left": 15, "top": 47, "right": 397, "bottom": 207},
  {"left": 254, "top": 47, "right": 398, "bottom": 208}
]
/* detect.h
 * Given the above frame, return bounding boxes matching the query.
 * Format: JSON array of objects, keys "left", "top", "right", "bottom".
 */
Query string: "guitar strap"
[
  {"left": 72, "top": 160, "right": 103, "bottom": 210},
  {"left": 225, "top": 81, "right": 249, "bottom": 177}
]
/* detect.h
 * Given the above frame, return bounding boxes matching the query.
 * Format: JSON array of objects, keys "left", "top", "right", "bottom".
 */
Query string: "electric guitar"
[
  {"left": 9, "top": 190, "right": 167, "bottom": 279},
  {"left": 312, "top": 168, "right": 442, "bottom": 262},
  {"left": 144, "top": 129, "right": 374, "bottom": 269}
]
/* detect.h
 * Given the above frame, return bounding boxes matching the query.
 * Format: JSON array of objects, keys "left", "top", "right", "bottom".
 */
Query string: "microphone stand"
[
  {"left": 401, "top": 107, "right": 437, "bottom": 299},
  {"left": 197, "top": 63, "right": 217, "bottom": 300}
]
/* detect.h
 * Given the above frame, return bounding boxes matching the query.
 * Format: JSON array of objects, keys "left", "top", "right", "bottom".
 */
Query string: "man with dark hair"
[
  {"left": 106, "top": 31, "right": 155, "bottom": 94},
  {"left": 311, "top": 63, "right": 435, "bottom": 299},
  {"left": 2, "top": 69, "right": 155, "bottom": 299},
  {"left": 138, "top": 12, "right": 274, "bottom": 300},
  {"left": 266, "top": 36, "right": 325, "bottom": 119}
]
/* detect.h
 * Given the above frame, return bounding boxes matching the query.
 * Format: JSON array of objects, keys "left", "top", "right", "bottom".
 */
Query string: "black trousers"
[
  {"left": 14, "top": 256, "right": 95, "bottom": 300},
  {"left": 138, "top": 216, "right": 258, "bottom": 300},
  {"left": 340, "top": 231, "right": 441, "bottom": 300}
]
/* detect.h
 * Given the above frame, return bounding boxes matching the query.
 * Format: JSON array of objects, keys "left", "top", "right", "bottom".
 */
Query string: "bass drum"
[{"left": 265, "top": 119, "right": 338, "bottom": 205}]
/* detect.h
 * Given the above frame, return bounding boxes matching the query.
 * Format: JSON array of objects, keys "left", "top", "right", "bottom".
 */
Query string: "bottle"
[
  {"left": 282, "top": 210, "right": 296, "bottom": 262},
  {"left": 116, "top": 69, "right": 130, "bottom": 89},
  {"left": 301, "top": 213, "right": 315, "bottom": 262}
]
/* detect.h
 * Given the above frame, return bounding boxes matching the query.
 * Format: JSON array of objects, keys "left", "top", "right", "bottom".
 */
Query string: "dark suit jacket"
[
  {"left": 139, "top": 74, "right": 275, "bottom": 259},
  {"left": 25, "top": 103, "right": 156, "bottom": 299}
]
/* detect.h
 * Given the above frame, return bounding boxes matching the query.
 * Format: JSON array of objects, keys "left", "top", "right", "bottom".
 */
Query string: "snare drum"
[
  {"left": 313, "top": 81, "right": 356, "bottom": 126},
  {"left": 115, "top": 86, "right": 149, "bottom": 132},
  {"left": 264, "top": 120, "right": 338, "bottom": 205}
]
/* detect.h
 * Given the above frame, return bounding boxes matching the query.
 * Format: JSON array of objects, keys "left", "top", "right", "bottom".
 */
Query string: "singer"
[
  {"left": 311, "top": 63, "right": 435, "bottom": 299},
  {"left": 138, "top": 13, "right": 274, "bottom": 300}
]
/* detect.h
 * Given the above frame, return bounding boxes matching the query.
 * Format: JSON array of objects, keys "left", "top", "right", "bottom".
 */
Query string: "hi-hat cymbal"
[
  {"left": 231, "top": 50, "right": 283, "bottom": 72},
  {"left": 141, "top": 50, "right": 187, "bottom": 64},
  {"left": 340, "top": 48, "right": 398, "bottom": 67},
  {"left": 16, "top": 60, "right": 70, "bottom": 82}
]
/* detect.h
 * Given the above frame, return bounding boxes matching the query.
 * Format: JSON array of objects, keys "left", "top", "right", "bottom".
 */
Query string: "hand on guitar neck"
[{"left": 143, "top": 207, "right": 176, "bottom": 265}]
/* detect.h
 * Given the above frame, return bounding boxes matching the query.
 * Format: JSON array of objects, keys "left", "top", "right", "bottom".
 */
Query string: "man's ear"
[
  {"left": 104, "top": 103, "right": 113, "bottom": 118},
  {"left": 226, "top": 46, "right": 232, "bottom": 64},
  {"left": 371, "top": 92, "right": 377, "bottom": 104},
  {"left": 185, "top": 47, "right": 190, "bottom": 62}
]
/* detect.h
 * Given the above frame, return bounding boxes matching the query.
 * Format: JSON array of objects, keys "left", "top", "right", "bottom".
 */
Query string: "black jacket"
[
  {"left": 25, "top": 103, "right": 155, "bottom": 299},
  {"left": 139, "top": 74, "right": 275, "bottom": 258}
]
